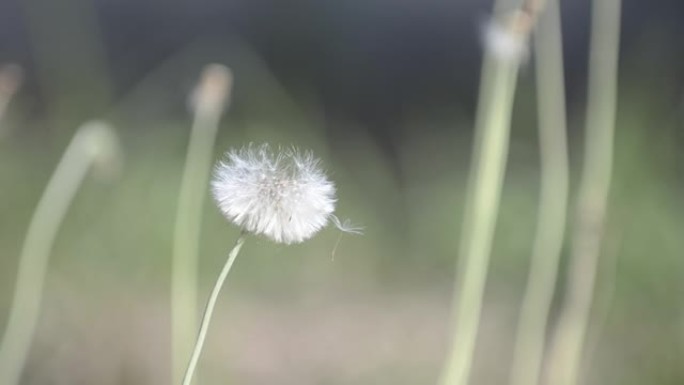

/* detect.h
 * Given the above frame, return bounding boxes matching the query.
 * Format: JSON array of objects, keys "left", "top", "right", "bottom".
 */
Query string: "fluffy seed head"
[
  {"left": 211, "top": 144, "right": 337, "bottom": 244},
  {"left": 482, "top": 14, "right": 529, "bottom": 62}
]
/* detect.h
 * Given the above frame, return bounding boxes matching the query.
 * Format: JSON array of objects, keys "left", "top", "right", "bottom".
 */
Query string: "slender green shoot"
[
  {"left": 508, "top": 1, "right": 569, "bottom": 385},
  {"left": 544, "top": 0, "right": 622, "bottom": 384},
  {"left": 181, "top": 234, "right": 246, "bottom": 385},
  {"left": 438, "top": 4, "right": 540, "bottom": 385},
  {"left": 172, "top": 64, "right": 233, "bottom": 385},
  {"left": 0, "top": 121, "right": 120, "bottom": 385}
]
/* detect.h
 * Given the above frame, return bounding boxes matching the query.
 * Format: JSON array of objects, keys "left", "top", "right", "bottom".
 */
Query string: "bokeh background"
[{"left": 1, "top": 0, "right": 684, "bottom": 384}]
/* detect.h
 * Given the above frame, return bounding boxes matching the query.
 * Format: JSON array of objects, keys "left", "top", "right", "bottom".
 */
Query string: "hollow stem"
[
  {"left": 543, "top": 0, "right": 622, "bottom": 384},
  {"left": 508, "top": 1, "right": 569, "bottom": 385},
  {"left": 438, "top": 17, "right": 524, "bottom": 385},
  {"left": 181, "top": 235, "right": 246, "bottom": 385},
  {"left": 0, "top": 122, "right": 119, "bottom": 385},
  {"left": 172, "top": 64, "right": 232, "bottom": 384}
]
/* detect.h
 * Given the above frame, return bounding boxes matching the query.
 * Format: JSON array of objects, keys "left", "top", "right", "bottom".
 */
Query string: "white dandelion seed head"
[
  {"left": 482, "top": 15, "right": 529, "bottom": 62},
  {"left": 211, "top": 144, "right": 338, "bottom": 244}
]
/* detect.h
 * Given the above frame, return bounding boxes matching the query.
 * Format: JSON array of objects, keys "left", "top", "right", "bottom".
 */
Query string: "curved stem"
[
  {"left": 0, "top": 122, "right": 117, "bottom": 385},
  {"left": 182, "top": 235, "right": 246, "bottom": 385},
  {"left": 508, "top": 1, "right": 569, "bottom": 385}
]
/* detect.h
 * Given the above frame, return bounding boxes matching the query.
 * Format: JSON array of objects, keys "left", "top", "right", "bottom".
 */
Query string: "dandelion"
[
  {"left": 211, "top": 144, "right": 341, "bottom": 244},
  {"left": 171, "top": 64, "right": 233, "bottom": 385},
  {"left": 439, "top": 2, "right": 542, "bottom": 385},
  {"left": 181, "top": 144, "right": 356, "bottom": 385},
  {"left": 483, "top": 17, "right": 529, "bottom": 61},
  {"left": 482, "top": 1, "right": 546, "bottom": 63}
]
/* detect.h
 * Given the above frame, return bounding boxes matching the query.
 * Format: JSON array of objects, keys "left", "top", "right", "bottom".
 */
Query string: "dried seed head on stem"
[
  {"left": 171, "top": 63, "right": 234, "bottom": 385},
  {"left": 212, "top": 144, "right": 360, "bottom": 244},
  {"left": 483, "top": 0, "right": 544, "bottom": 62},
  {"left": 439, "top": 1, "right": 548, "bottom": 385}
]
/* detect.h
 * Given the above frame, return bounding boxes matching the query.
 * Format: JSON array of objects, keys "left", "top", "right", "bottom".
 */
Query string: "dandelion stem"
[
  {"left": 172, "top": 64, "right": 232, "bottom": 384},
  {"left": 182, "top": 235, "right": 246, "bottom": 385},
  {"left": 507, "top": 2, "right": 569, "bottom": 385},
  {"left": 544, "top": 0, "right": 622, "bottom": 384},
  {"left": 0, "top": 122, "right": 119, "bottom": 385},
  {"left": 439, "top": 16, "right": 523, "bottom": 385}
]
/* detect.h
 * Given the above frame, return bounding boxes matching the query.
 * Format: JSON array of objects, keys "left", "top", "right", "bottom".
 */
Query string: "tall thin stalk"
[
  {"left": 0, "top": 122, "right": 120, "bottom": 385},
  {"left": 544, "top": 0, "right": 622, "bottom": 384},
  {"left": 438, "top": 2, "right": 544, "bottom": 384},
  {"left": 181, "top": 234, "right": 246, "bottom": 385},
  {"left": 508, "top": 1, "right": 569, "bottom": 385},
  {"left": 171, "top": 64, "right": 233, "bottom": 385}
]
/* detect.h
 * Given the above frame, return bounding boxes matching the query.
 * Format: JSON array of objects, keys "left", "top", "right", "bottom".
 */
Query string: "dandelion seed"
[{"left": 212, "top": 144, "right": 355, "bottom": 244}]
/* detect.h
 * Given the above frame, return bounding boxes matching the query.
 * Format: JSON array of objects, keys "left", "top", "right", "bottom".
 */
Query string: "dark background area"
[{"left": 2, "top": 0, "right": 684, "bottom": 135}]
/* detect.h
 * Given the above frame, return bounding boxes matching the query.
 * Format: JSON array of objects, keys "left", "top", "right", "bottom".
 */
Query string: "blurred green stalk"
[
  {"left": 0, "top": 122, "right": 120, "bottom": 385},
  {"left": 508, "top": 1, "right": 569, "bottom": 385},
  {"left": 438, "top": 5, "right": 535, "bottom": 385},
  {"left": 0, "top": 65, "right": 23, "bottom": 138},
  {"left": 171, "top": 64, "right": 232, "bottom": 385},
  {"left": 544, "top": 0, "right": 622, "bottom": 384}
]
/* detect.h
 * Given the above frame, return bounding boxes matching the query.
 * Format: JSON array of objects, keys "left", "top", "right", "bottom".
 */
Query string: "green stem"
[
  {"left": 544, "top": 0, "right": 622, "bottom": 384},
  {"left": 172, "top": 65, "right": 231, "bottom": 384},
  {"left": 181, "top": 235, "right": 246, "bottom": 385},
  {"left": 508, "top": 1, "right": 569, "bottom": 385},
  {"left": 0, "top": 122, "right": 117, "bottom": 385},
  {"left": 439, "top": 22, "right": 522, "bottom": 385}
]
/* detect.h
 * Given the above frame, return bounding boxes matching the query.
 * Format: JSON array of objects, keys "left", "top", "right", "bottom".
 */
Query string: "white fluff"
[
  {"left": 211, "top": 144, "right": 337, "bottom": 244},
  {"left": 482, "top": 18, "right": 528, "bottom": 62}
]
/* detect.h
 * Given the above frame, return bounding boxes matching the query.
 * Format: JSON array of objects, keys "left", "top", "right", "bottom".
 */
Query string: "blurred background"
[{"left": 1, "top": 0, "right": 684, "bottom": 384}]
